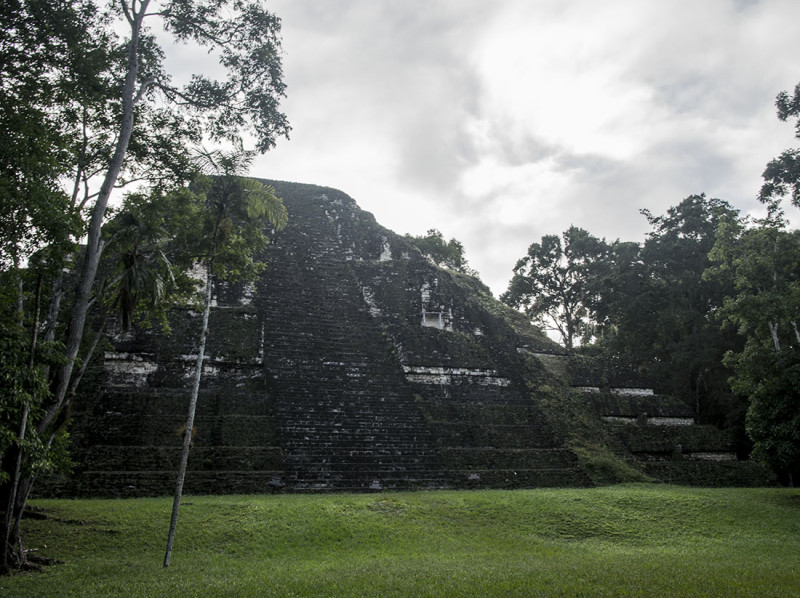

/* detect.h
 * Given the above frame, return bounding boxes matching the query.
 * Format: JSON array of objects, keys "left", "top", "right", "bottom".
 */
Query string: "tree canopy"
[
  {"left": 760, "top": 83, "right": 800, "bottom": 209},
  {"left": 405, "top": 229, "right": 477, "bottom": 276},
  {"left": 502, "top": 226, "right": 607, "bottom": 350},
  {"left": 707, "top": 207, "right": 800, "bottom": 483},
  {"left": 0, "top": 0, "right": 291, "bottom": 572}
]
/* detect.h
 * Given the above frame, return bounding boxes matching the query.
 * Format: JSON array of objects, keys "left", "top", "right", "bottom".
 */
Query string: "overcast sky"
[{"left": 232, "top": 0, "right": 800, "bottom": 296}]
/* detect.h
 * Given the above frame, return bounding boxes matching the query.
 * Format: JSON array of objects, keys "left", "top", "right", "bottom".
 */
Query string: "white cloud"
[{"left": 248, "top": 0, "right": 800, "bottom": 296}]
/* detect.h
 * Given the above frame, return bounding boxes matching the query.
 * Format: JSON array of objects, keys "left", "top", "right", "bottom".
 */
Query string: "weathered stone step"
[
  {"left": 80, "top": 414, "right": 278, "bottom": 447},
  {"left": 288, "top": 468, "right": 589, "bottom": 492},
  {"left": 641, "top": 460, "right": 775, "bottom": 487},
  {"left": 437, "top": 448, "right": 578, "bottom": 470},
  {"left": 280, "top": 443, "right": 437, "bottom": 453},
  {"left": 611, "top": 423, "right": 734, "bottom": 454},
  {"left": 37, "top": 470, "right": 287, "bottom": 498},
  {"left": 92, "top": 391, "right": 273, "bottom": 417},
  {"left": 72, "top": 446, "right": 284, "bottom": 472},
  {"left": 428, "top": 422, "right": 560, "bottom": 449},
  {"left": 588, "top": 392, "right": 694, "bottom": 418}
]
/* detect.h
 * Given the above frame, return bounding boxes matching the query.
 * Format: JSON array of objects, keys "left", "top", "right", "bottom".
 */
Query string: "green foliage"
[
  {"left": 707, "top": 212, "right": 800, "bottom": 482},
  {"left": 5, "top": 486, "right": 800, "bottom": 596},
  {"left": 760, "top": 82, "right": 800, "bottom": 208},
  {"left": 160, "top": 0, "right": 290, "bottom": 153},
  {"left": 570, "top": 444, "right": 652, "bottom": 485},
  {"left": 0, "top": 0, "right": 99, "bottom": 269},
  {"left": 727, "top": 343, "right": 800, "bottom": 481},
  {"left": 502, "top": 226, "right": 608, "bottom": 349},
  {"left": 100, "top": 190, "right": 202, "bottom": 331},
  {"left": 405, "top": 229, "right": 476, "bottom": 275},
  {"left": 1, "top": 0, "right": 291, "bottom": 571},
  {"left": 191, "top": 147, "right": 288, "bottom": 283},
  {"left": 0, "top": 317, "right": 67, "bottom": 482},
  {"left": 592, "top": 195, "right": 744, "bottom": 428}
]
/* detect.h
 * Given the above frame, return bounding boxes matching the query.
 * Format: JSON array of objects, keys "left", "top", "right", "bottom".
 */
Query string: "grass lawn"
[{"left": 1, "top": 484, "right": 798, "bottom": 597}]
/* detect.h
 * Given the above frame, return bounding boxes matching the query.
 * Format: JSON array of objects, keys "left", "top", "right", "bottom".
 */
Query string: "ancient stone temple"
[{"left": 43, "top": 181, "right": 773, "bottom": 496}]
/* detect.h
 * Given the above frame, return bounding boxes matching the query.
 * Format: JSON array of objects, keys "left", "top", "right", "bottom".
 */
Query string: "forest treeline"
[{"left": 501, "top": 82, "right": 800, "bottom": 488}]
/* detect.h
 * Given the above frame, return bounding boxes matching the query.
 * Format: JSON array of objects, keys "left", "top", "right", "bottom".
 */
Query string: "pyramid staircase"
[
  {"left": 409, "top": 375, "right": 590, "bottom": 488},
  {"left": 575, "top": 384, "right": 775, "bottom": 486},
  {"left": 258, "top": 194, "right": 444, "bottom": 491}
]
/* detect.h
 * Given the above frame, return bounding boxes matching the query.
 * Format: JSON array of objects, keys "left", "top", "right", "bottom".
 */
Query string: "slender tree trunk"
[
  {"left": 39, "top": 1, "right": 149, "bottom": 438},
  {"left": 2, "top": 4, "right": 152, "bottom": 574},
  {"left": 768, "top": 321, "right": 781, "bottom": 352},
  {"left": 791, "top": 321, "right": 800, "bottom": 346},
  {"left": 43, "top": 267, "right": 64, "bottom": 344},
  {"left": 164, "top": 254, "right": 215, "bottom": 567},
  {"left": 1, "top": 277, "right": 42, "bottom": 572}
]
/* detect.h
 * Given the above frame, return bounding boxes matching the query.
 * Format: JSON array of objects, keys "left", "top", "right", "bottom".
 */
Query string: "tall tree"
[
  {"left": 502, "top": 226, "right": 608, "bottom": 349},
  {"left": 46, "top": 0, "right": 290, "bottom": 444},
  {"left": 0, "top": 0, "right": 94, "bottom": 271},
  {"left": 0, "top": 0, "right": 290, "bottom": 572},
  {"left": 707, "top": 208, "right": 800, "bottom": 484},
  {"left": 591, "top": 195, "right": 744, "bottom": 425},
  {"left": 760, "top": 82, "right": 800, "bottom": 209},
  {"left": 163, "top": 148, "right": 287, "bottom": 567},
  {"left": 0, "top": 0, "right": 111, "bottom": 573}
]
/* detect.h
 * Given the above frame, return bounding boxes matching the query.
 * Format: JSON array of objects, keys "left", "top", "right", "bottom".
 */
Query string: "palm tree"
[{"left": 164, "top": 147, "right": 287, "bottom": 567}]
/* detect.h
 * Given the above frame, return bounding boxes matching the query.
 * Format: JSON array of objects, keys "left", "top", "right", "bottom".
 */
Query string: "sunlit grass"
[{"left": 2, "top": 484, "right": 798, "bottom": 597}]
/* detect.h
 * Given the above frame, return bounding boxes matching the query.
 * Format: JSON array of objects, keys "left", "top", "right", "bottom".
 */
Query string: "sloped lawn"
[{"left": 2, "top": 484, "right": 798, "bottom": 597}]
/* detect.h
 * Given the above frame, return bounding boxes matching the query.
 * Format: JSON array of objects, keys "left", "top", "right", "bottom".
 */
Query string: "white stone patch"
[
  {"left": 420, "top": 281, "right": 432, "bottom": 305},
  {"left": 612, "top": 387, "right": 654, "bottom": 396},
  {"left": 202, "top": 363, "right": 220, "bottom": 377},
  {"left": 111, "top": 330, "right": 135, "bottom": 343},
  {"left": 379, "top": 238, "right": 392, "bottom": 262},
  {"left": 688, "top": 452, "right": 737, "bottom": 461},
  {"left": 523, "top": 351, "right": 566, "bottom": 357},
  {"left": 421, "top": 310, "right": 453, "bottom": 330},
  {"left": 361, "top": 286, "right": 382, "bottom": 317},
  {"left": 403, "top": 365, "right": 511, "bottom": 387},
  {"left": 103, "top": 352, "right": 158, "bottom": 388},
  {"left": 601, "top": 416, "right": 637, "bottom": 425},
  {"left": 181, "top": 361, "right": 220, "bottom": 380},
  {"left": 258, "top": 323, "right": 265, "bottom": 365},
  {"left": 239, "top": 282, "right": 256, "bottom": 306},
  {"left": 601, "top": 415, "right": 695, "bottom": 426},
  {"left": 576, "top": 386, "right": 654, "bottom": 395},
  {"left": 189, "top": 261, "right": 207, "bottom": 286},
  {"left": 647, "top": 417, "right": 694, "bottom": 426},
  {"left": 188, "top": 262, "right": 217, "bottom": 306}
]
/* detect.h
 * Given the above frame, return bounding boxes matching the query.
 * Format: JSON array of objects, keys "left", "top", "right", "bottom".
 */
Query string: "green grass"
[{"left": 2, "top": 484, "right": 798, "bottom": 597}]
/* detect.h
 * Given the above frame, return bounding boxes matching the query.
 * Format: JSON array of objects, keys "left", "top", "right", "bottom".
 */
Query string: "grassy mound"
[{"left": 4, "top": 485, "right": 799, "bottom": 597}]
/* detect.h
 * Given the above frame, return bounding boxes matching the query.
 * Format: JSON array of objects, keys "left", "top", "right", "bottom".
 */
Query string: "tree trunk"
[
  {"left": 40, "top": 0, "right": 151, "bottom": 437},
  {"left": 1, "top": 276, "right": 42, "bottom": 572},
  {"left": 768, "top": 321, "right": 781, "bottom": 352},
  {"left": 164, "top": 255, "right": 215, "bottom": 567},
  {"left": 43, "top": 266, "right": 64, "bottom": 344},
  {"left": 2, "top": 3, "right": 151, "bottom": 574}
]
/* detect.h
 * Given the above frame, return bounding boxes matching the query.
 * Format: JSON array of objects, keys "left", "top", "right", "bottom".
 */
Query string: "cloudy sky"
[{"left": 238, "top": 0, "right": 800, "bottom": 296}]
